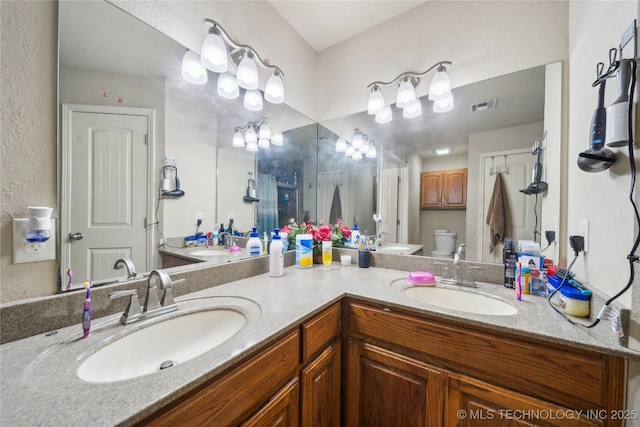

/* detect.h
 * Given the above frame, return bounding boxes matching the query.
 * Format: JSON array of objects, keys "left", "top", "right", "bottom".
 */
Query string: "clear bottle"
[
  {"left": 246, "top": 227, "right": 263, "bottom": 257},
  {"left": 269, "top": 228, "right": 284, "bottom": 277}
]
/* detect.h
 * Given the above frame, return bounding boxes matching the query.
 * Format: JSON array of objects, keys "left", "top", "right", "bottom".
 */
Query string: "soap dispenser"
[
  {"left": 269, "top": 228, "right": 284, "bottom": 277},
  {"left": 246, "top": 227, "right": 263, "bottom": 257}
]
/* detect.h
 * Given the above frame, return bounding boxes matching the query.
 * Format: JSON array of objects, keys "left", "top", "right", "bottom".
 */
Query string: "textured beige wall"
[{"left": 1, "top": 1, "right": 58, "bottom": 303}]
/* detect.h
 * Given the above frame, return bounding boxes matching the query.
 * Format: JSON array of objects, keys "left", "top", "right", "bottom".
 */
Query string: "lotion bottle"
[
  {"left": 269, "top": 228, "right": 284, "bottom": 277},
  {"left": 246, "top": 227, "right": 263, "bottom": 257}
]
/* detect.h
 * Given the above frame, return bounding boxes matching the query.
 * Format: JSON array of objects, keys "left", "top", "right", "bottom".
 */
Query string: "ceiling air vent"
[{"left": 469, "top": 98, "right": 499, "bottom": 112}]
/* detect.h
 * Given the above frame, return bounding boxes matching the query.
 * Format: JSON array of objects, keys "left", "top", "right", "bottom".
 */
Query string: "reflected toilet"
[{"left": 431, "top": 230, "right": 457, "bottom": 258}]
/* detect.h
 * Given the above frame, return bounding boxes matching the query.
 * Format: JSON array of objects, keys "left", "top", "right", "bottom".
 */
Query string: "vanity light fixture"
[
  {"left": 366, "top": 60, "right": 453, "bottom": 122},
  {"left": 233, "top": 118, "right": 282, "bottom": 151},
  {"left": 338, "top": 129, "right": 377, "bottom": 160},
  {"left": 182, "top": 18, "right": 285, "bottom": 109},
  {"left": 336, "top": 138, "right": 347, "bottom": 152}
]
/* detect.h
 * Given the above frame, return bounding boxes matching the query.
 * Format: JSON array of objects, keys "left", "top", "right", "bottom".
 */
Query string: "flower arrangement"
[{"left": 281, "top": 218, "right": 351, "bottom": 251}]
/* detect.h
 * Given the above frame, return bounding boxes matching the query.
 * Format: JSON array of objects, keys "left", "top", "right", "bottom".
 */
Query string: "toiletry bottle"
[
  {"left": 296, "top": 233, "right": 313, "bottom": 268},
  {"left": 269, "top": 228, "right": 284, "bottom": 277},
  {"left": 217, "top": 223, "right": 225, "bottom": 245},
  {"left": 213, "top": 229, "right": 219, "bottom": 246},
  {"left": 350, "top": 224, "right": 360, "bottom": 248},
  {"left": 246, "top": 227, "right": 263, "bottom": 257},
  {"left": 82, "top": 281, "right": 91, "bottom": 338},
  {"left": 503, "top": 239, "right": 516, "bottom": 288},
  {"left": 263, "top": 232, "right": 269, "bottom": 255}
]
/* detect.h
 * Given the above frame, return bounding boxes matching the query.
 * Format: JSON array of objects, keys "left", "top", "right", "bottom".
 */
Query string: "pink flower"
[
  {"left": 340, "top": 226, "right": 352, "bottom": 240},
  {"left": 316, "top": 225, "right": 332, "bottom": 242},
  {"left": 281, "top": 225, "right": 291, "bottom": 234}
]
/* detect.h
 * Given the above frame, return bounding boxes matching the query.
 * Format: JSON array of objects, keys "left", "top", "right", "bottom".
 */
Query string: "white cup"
[{"left": 341, "top": 255, "right": 352, "bottom": 266}]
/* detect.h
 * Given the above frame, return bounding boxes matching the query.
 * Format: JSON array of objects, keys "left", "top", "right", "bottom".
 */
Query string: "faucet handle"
[
  {"left": 161, "top": 278, "right": 186, "bottom": 307},
  {"left": 433, "top": 262, "right": 451, "bottom": 280},
  {"left": 109, "top": 289, "right": 142, "bottom": 324},
  {"left": 465, "top": 266, "right": 484, "bottom": 285}
]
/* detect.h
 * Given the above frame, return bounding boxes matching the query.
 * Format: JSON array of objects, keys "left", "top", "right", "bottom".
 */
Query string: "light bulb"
[
  {"left": 232, "top": 130, "right": 245, "bottom": 147},
  {"left": 366, "top": 144, "right": 377, "bottom": 158},
  {"left": 246, "top": 141, "right": 258, "bottom": 152},
  {"left": 396, "top": 78, "right": 416, "bottom": 108},
  {"left": 245, "top": 127, "right": 257, "bottom": 144},
  {"left": 236, "top": 53, "right": 259, "bottom": 90},
  {"left": 259, "top": 123, "right": 272, "bottom": 139},
  {"left": 352, "top": 132, "right": 364, "bottom": 150},
  {"left": 264, "top": 71, "right": 285, "bottom": 104},
  {"left": 258, "top": 138, "right": 270, "bottom": 149},
  {"left": 345, "top": 146, "right": 355, "bottom": 157},
  {"left": 352, "top": 151, "right": 363, "bottom": 160},
  {"left": 433, "top": 93, "right": 454, "bottom": 113},
  {"left": 336, "top": 138, "right": 347, "bottom": 152},
  {"left": 367, "top": 86, "right": 385, "bottom": 115},
  {"left": 360, "top": 138, "right": 370, "bottom": 153},
  {"left": 181, "top": 50, "right": 207, "bottom": 85},
  {"left": 403, "top": 99, "right": 422, "bottom": 119},
  {"left": 429, "top": 67, "right": 452, "bottom": 101},
  {"left": 271, "top": 133, "right": 284, "bottom": 146},
  {"left": 200, "top": 30, "right": 228, "bottom": 73},
  {"left": 244, "top": 89, "right": 263, "bottom": 111},
  {"left": 375, "top": 106, "right": 392, "bottom": 124},
  {"left": 217, "top": 72, "right": 239, "bottom": 99}
]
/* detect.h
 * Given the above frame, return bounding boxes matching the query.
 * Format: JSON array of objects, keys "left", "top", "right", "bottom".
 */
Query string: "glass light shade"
[
  {"left": 244, "top": 89, "right": 263, "bottom": 111},
  {"left": 375, "top": 106, "right": 392, "bottom": 124},
  {"left": 236, "top": 53, "right": 259, "bottom": 90},
  {"left": 181, "top": 50, "right": 207, "bottom": 85},
  {"left": 435, "top": 147, "right": 451, "bottom": 155},
  {"left": 352, "top": 151, "right": 363, "bottom": 160},
  {"left": 217, "top": 72, "right": 239, "bottom": 99},
  {"left": 271, "top": 133, "right": 284, "bottom": 146},
  {"left": 367, "top": 86, "right": 385, "bottom": 115},
  {"left": 246, "top": 141, "right": 258, "bottom": 152},
  {"left": 359, "top": 138, "right": 370, "bottom": 153},
  {"left": 366, "top": 144, "right": 377, "bottom": 158},
  {"left": 433, "top": 93, "right": 454, "bottom": 113},
  {"left": 264, "top": 72, "right": 285, "bottom": 104},
  {"left": 352, "top": 133, "right": 364, "bottom": 150},
  {"left": 232, "top": 130, "right": 245, "bottom": 147},
  {"left": 428, "top": 68, "right": 452, "bottom": 101},
  {"left": 245, "top": 127, "right": 257, "bottom": 144},
  {"left": 345, "top": 146, "right": 355, "bottom": 157},
  {"left": 259, "top": 123, "right": 272, "bottom": 139},
  {"left": 336, "top": 138, "right": 347, "bottom": 152},
  {"left": 258, "top": 138, "right": 270, "bottom": 149},
  {"left": 396, "top": 79, "right": 416, "bottom": 108},
  {"left": 200, "top": 31, "right": 228, "bottom": 73},
  {"left": 403, "top": 99, "right": 422, "bottom": 119}
]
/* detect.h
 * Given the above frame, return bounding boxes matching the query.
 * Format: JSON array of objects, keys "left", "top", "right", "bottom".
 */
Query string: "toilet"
[{"left": 431, "top": 229, "right": 457, "bottom": 258}]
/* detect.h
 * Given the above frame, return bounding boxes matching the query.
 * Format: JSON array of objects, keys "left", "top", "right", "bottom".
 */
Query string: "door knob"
[{"left": 69, "top": 232, "right": 83, "bottom": 241}]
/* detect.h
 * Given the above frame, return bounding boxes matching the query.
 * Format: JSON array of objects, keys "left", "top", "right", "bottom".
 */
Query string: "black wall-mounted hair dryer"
[
  {"left": 578, "top": 74, "right": 616, "bottom": 172},
  {"left": 520, "top": 141, "right": 548, "bottom": 195}
]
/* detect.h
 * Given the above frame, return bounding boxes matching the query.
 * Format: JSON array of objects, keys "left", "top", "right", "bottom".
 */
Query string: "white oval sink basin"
[
  {"left": 381, "top": 245, "right": 410, "bottom": 251},
  {"left": 190, "top": 250, "right": 229, "bottom": 257},
  {"left": 404, "top": 286, "right": 518, "bottom": 316},
  {"left": 77, "top": 309, "right": 246, "bottom": 383}
]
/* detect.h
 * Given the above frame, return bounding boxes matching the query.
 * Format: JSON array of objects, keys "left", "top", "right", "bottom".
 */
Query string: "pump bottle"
[
  {"left": 246, "top": 227, "right": 263, "bottom": 257},
  {"left": 269, "top": 228, "right": 284, "bottom": 277}
]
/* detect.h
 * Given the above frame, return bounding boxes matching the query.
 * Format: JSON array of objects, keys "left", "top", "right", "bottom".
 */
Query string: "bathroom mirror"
[
  {"left": 320, "top": 62, "right": 562, "bottom": 262},
  {"left": 58, "top": 1, "right": 315, "bottom": 289}
]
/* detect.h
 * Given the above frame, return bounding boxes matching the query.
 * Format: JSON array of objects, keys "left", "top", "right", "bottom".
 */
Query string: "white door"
[
  {"left": 480, "top": 150, "right": 538, "bottom": 263},
  {"left": 379, "top": 167, "right": 400, "bottom": 243},
  {"left": 62, "top": 106, "right": 151, "bottom": 287}
]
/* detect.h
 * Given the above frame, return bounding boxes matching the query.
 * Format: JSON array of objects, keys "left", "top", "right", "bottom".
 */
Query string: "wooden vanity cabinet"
[
  {"left": 344, "top": 300, "right": 625, "bottom": 427},
  {"left": 420, "top": 169, "right": 467, "bottom": 209}
]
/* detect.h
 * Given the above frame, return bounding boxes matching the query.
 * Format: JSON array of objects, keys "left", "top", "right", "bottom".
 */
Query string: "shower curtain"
[{"left": 257, "top": 173, "right": 278, "bottom": 234}]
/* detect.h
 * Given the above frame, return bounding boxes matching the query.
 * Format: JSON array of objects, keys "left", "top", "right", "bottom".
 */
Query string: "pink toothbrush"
[{"left": 66, "top": 268, "right": 73, "bottom": 291}]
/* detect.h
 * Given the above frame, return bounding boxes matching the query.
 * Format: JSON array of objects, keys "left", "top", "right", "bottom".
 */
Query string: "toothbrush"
[
  {"left": 82, "top": 281, "right": 91, "bottom": 338},
  {"left": 65, "top": 268, "right": 73, "bottom": 291},
  {"left": 516, "top": 262, "right": 522, "bottom": 301}
]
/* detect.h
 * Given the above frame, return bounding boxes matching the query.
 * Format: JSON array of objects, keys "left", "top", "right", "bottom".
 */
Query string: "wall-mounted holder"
[
  {"left": 13, "top": 207, "right": 56, "bottom": 264},
  {"left": 244, "top": 178, "right": 259, "bottom": 203}
]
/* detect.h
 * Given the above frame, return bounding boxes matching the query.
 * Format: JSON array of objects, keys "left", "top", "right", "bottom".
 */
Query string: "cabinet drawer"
[
  {"left": 142, "top": 330, "right": 300, "bottom": 427},
  {"left": 301, "top": 303, "right": 341, "bottom": 364},
  {"left": 346, "top": 301, "right": 624, "bottom": 412}
]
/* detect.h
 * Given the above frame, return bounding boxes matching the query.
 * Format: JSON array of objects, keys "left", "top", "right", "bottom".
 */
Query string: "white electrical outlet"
[
  {"left": 195, "top": 212, "right": 203, "bottom": 225},
  {"left": 579, "top": 218, "right": 589, "bottom": 253}
]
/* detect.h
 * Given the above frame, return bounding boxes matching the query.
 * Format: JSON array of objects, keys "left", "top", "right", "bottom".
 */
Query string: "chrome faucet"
[
  {"left": 113, "top": 258, "right": 137, "bottom": 279},
  {"left": 109, "top": 269, "right": 185, "bottom": 325},
  {"left": 218, "top": 231, "right": 232, "bottom": 248},
  {"left": 438, "top": 254, "right": 482, "bottom": 288}
]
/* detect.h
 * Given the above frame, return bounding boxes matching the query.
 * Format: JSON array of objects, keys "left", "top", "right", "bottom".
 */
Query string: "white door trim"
[{"left": 61, "top": 104, "right": 156, "bottom": 288}]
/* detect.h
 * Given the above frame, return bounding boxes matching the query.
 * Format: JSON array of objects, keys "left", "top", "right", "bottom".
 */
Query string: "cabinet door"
[
  {"left": 301, "top": 341, "right": 341, "bottom": 427},
  {"left": 241, "top": 378, "right": 300, "bottom": 427},
  {"left": 345, "top": 339, "right": 444, "bottom": 427},
  {"left": 442, "top": 169, "right": 467, "bottom": 209},
  {"left": 420, "top": 172, "right": 443, "bottom": 209},
  {"left": 446, "top": 373, "right": 604, "bottom": 427}
]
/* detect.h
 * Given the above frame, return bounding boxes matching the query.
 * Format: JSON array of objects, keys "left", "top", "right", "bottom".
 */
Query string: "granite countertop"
[{"left": 1, "top": 263, "right": 639, "bottom": 426}]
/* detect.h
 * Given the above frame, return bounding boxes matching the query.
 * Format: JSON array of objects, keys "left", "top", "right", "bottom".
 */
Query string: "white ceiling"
[{"left": 267, "top": 1, "right": 428, "bottom": 51}]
